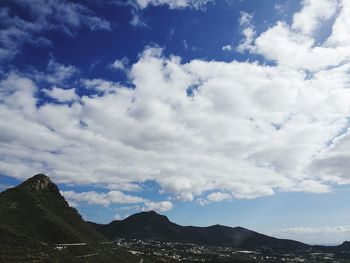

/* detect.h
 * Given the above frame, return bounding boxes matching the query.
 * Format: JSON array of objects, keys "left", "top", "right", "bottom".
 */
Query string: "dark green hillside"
[
  {"left": 0, "top": 174, "right": 106, "bottom": 244},
  {"left": 0, "top": 174, "right": 140, "bottom": 262}
]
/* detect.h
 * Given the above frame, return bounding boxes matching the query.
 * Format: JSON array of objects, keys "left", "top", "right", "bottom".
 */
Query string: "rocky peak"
[
  {"left": 340, "top": 241, "right": 350, "bottom": 247},
  {"left": 20, "top": 174, "right": 53, "bottom": 191},
  {"left": 125, "top": 210, "right": 170, "bottom": 224}
]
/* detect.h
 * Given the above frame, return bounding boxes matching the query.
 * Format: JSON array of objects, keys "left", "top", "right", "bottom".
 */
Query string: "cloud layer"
[
  {"left": 61, "top": 189, "right": 173, "bottom": 213},
  {"left": 1, "top": 0, "right": 350, "bottom": 209}
]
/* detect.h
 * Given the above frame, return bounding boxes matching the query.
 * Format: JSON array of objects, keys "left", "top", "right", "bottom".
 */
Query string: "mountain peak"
[
  {"left": 124, "top": 210, "right": 170, "bottom": 224},
  {"left": 136, "top": 210, "right": 165, "bottom": 218},
  {"left": 144, "top": 210, "right": 159, "bottom": 215},
  {"left": 340, "top": 241, "right": 350, "bottom": 247},
  {"left": 20, "top": 173, "right": 53, "bottom": 191}
]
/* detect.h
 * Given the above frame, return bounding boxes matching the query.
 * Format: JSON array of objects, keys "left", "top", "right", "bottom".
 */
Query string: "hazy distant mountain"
[
  {"left": 89, "top": 210, "right": 309, "bottom": 251},
  {"left": 0, "top": 174, "right": 139, "bottom": 262}
]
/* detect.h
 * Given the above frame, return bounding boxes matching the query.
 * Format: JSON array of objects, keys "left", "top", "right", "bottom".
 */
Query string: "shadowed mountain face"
[
  {"left": 0, "top": 174, "right": 106, "bottom": 244},
  {"left": 89, "top": 211, "right": 309, "bottom": 251},
  {"left": 0, "top": 174, "right": 140, "bottom": 262}
]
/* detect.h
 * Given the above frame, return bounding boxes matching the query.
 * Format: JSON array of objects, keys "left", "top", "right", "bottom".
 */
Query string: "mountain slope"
[
  {"left": 0, "top": 174, "right": 140, "bottom": 262},
  {"left": 0, "top": 174, "right": 105, "bottom": 244},
  {"left": 89, "top": 211, "right": 309, "bottom": 251}
]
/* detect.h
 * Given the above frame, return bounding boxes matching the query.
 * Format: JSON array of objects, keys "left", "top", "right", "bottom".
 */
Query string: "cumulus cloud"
[
  {"left": 0, "top": 0, "right": 110, "bottom": 62},
  {"left": 1, "top": 0, "right": 350, "bottom": 204},
  {"left": 61, "top": 189, "right": 173, "bottom": 213},
  {"left": 82, "top": 78, "right": 121, "bottom": 93},
  {"left": 252, "top": 0, "right": 350, "bottom": 71},
  {"left": 44, "top": 59, "right": 79, "bottom": 84},
  {"left": 175, "top": 192, "right": 194, "bottom": 202},
  {"left": 325, "top": 0, "right": 350, "bottom": 46},
  {"left": 207, "top": 192, "right": 232, "bottom": 202},
  {"left": 197, "top": 192, "right": 232, "bottom": 206},
  {"left": 61, "top": 190, "right": 146, "bottom": 206},
  {"left": 110, "top": 57, "right": 129, "bottom": 71},
  {"left": 43, "top": 87, "right": 78, "bottom": 102},
  {"left": 292, "top": 0, "right": 338, "bottom": 36},
  {"left": 141, "top": 201, "right": 173, "bottom": 212},
  {"left": 237, "top": 11, "right": 256, "bottom": 53}
]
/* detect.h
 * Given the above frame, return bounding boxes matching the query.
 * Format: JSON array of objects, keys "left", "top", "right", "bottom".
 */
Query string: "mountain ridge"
[
  {"left": 2, "top": 173, "right": 350, "bottom": 262},
  {"left": 89, "top": 210, "right": 310, "bottom": 251},
  {"left": 0, "top": 174, "right": 139, "bottom": 262}
]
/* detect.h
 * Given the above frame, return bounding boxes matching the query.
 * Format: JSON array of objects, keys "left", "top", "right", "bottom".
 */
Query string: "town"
[{"left": 112, "top": 238, "right": 350, "bottom": 263}]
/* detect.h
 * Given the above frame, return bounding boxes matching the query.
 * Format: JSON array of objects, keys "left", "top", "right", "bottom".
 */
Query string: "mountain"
[
  {"left": 89, "top": 211, "right": 309, "bottom": 251},
  {"left": 0, "top": 174, "right": 139, "bottom": 262},
  {"left": 0, "top": 174, "right": 105, "bottom": 243},
  {"left": 2, "top": 174, "right": 350, "bottom": 262}
]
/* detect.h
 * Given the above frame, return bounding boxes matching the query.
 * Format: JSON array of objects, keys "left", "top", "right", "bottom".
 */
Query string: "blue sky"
[{"left": 1, "top": 0, "right": 350, "bottom": 245}]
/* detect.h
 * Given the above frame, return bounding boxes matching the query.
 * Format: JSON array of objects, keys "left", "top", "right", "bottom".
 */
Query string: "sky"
[{"left": 1, "top": 0, "right": 350, "bottom": 245}]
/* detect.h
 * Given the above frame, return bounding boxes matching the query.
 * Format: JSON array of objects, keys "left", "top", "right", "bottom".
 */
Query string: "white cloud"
[
  {"left": 222, "top": 45, "right": 233, "bottom": 51},
  {"left": 1, "top": 0, "right": 350, "bottom": 204},
  {"left": 207, "top": 192, "right": 232, "bottom": 202},
  {"left": 141, "top": 201, "right": 173, "bottom": 212},
  {"left": 129, "top": 8, "right": 148, "bottom": 28},
  {"left": 106, "top": 182, "right": 142, "bottom": 192},
  {"left": 239, "top": 11, "right": 253, "bottom": 27},
  {"left": 326, "top": 0, "right": 350, "bottom": 46},
  {"left": 197, "top": 192, "right": 232, "bottom": 206},
  {"left": 175, "top": 192, "right": 194, "bottom": 201},
  {"left": 82, "top": 78, "right": 121, "bottom": 92},
  {"left": 237, "top": 12, "right": 256, "bottom": 53},
  {"left": 292, "top": 0, "right": 338, "bottom": 36},
  {"left": 43, "top": 87, "right": 78, "bottom": 102},
  {"left": 110, "top": 57, "right": 129, "bottom": 71},
  {"left": 1, "top": 42, "right": 349, "bottom": 200},
  {"left": 44, "top": 59, "right": 79, "bottom": 84},
  {"left": 61, "top": 190, "right": 147, "bottom": 206},
  {"left": 61, "top": 189, "right": 173, "bottom": 213},
  {"left": 254, "top": 21, "right": 350, "bottom": 71},
  {"left": 252, "top": 0, "right": 350, "bottom": 71}
]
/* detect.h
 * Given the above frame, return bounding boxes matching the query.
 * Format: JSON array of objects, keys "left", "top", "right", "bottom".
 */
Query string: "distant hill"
[
  {"left": 89, "top": 210, "right": 309, "bottom": 251},
  {"left": 0, "top": 174, "right": 139, "bottom": 262}
]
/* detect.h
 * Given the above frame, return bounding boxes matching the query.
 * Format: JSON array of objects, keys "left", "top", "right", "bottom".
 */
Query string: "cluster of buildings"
[{"left": 114, "top": 238, "right": 346, "bottom": 262}]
